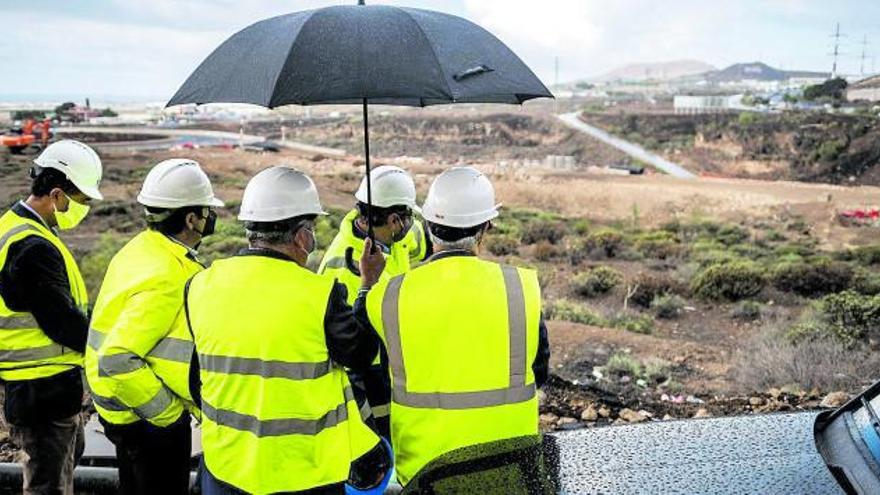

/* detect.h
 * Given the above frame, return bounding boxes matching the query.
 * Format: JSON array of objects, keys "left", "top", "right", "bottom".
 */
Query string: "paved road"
[{"left": 558, "top": 112, "right": 697, "bottom": 179}]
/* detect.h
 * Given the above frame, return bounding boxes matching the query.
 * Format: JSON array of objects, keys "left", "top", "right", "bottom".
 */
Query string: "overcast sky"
[{"left": 2, "top": 0, "right": 879, "bottom": 101}]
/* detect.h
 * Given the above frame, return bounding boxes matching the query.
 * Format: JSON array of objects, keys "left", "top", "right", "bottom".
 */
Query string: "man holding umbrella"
[{"left": 319, "top": 165, "right": 428, "bottom": 439}]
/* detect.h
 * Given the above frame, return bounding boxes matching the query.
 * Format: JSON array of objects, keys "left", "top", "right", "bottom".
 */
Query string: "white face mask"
[{"left": 53, "top": 194, "right": 90, "bottom": 230}]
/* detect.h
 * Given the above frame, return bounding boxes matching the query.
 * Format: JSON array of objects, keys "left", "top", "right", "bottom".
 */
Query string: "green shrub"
[
  {"left": 632, "top": 231, "right": 685, "bottom": 260},
  {"left": 730, "top": 300, "right": 762, "bottom": 321},
  {"left": 80, "top": 233, "right": 128, "bottom": 295},
  {"left": 582, "top": 228, "right": 627, "bottom": 258},
  {"left": 521, "top": 220, "right": 567, "bottom": 245},
  {"left": 691, "top": 240, "right": 743, "bottom": 267},
  {"left": 572, "top": 219, "right": 591, "bottom": 235},
  {"left": 849, "top": 245, "right": 880, "bottom": 265},
  {"left": 484, "top": 234, "right": 520, "bottom": 256},
  {"left": 643, "top": 358, "right": 672, "bottom": 384},
  {"left": 771, "top": 260, "right": 853, "bottom": 297},
  {"left": 545, "top": 299, "right": 606, "bottom": 326},
  {"left": 715, "top": 224, "right": 750, "bottom": 246},
  {"left": 572, "top": 266, "right": 623, "bottom": 298},
  {"left": 629, "top": 272, "right": 685, "bottom": 308},
  {"left": 815, "top": 291, "right": 880, "bottom": 345},
  {"left": 609, "top": 312, "right": 654, "bottom": 334},
  {"left": 604, "top": 352, "right": 642, "bottom": 377},
  {"left": 200, "top": 219, "right": 248, "bottom": 264},
  {"left": 853, "top": 269, "right": 880, "bottom": 295},
  {"left": 691, "top": 261, "right": 766, "bottom": 301},
  {"left": 651, "top": 294, "right": 686, "bottom": 319}
]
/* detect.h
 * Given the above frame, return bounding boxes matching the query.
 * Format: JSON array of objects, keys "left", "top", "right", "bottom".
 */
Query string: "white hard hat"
[
  {"left": 238, "top": 166, "right": 327, "bottom": 222},
  {"left": 33, "top": 140, "right": 104, "bottom": 200},
  {"left": 137, "top": 159, "right": 225, "bottom": 209},
  {"left": 354, "top": 165, "right": 420, "bottom": 211},
  {"left": 421, "top": 167, "right": 501, "bottom": 228}
]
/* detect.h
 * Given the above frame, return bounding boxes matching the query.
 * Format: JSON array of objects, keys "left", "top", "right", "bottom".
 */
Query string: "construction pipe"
[{"left": 0, "top": 463, "right": 198, "bottom": 494}]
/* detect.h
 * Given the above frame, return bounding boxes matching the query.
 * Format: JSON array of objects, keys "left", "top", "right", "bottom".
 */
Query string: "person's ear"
[{"left": 185, "top": 212, "right": 200, "bottom": 232}]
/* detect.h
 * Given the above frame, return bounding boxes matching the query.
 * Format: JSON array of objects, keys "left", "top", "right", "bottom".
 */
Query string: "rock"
[
  {"left": 598, "top": 406, "right": 611, "bottom": 418},
  {"left": 557, "top": 416, "right": 578, "bottom": 427},
  {"left": 619, "top": 375, "right": 632, "bottom": 384},
  {"left": 749, "top": 397, "right": 764, "bottom": 407},
  {"left": 581, "top": 405, "right": 598, "bottom": 422},
  {"left": 537, "top": 389, "right": 547, "bottom": 406},
  {"left": 557, "top": 420, "right": 585, "bottom": 431},
  {"left": 768, "top": 387, "right": 782, "bottom": 399},
  {"left": 539, "top": 413, "right": 558, "bottom": 428},
  {"left": 820, "top": 391, "right": 850, "bottom": 408},
  {"left": 612, "top": 418, "right": 628, "bottom": 425},
  {"left": 619, "top": 408, "right": 648, "bottom": 423},
  {"left": 638, "top": 409, "right": 653, "bottom": 418},
  {"left": 662, "top": 414, "right": 675, "bottom": 421},
  {"left": 693, "top": 408, "right": 711, "bottom": 419},
  {"left": 685, "top": 395, "right": 704, "bottom": 404}
]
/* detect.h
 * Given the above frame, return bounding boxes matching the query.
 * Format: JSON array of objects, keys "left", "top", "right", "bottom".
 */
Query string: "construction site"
[
  {"left": 6, "top": 1, "right": 880, "bottom": 493},
  {"left": 1, "top": 99, "right": 880, "bottom": 492}
]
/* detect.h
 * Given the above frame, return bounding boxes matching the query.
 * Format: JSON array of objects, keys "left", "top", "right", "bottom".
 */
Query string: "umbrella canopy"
[{"left": 167, "top": 4, "right": 551, "bottom": 108}]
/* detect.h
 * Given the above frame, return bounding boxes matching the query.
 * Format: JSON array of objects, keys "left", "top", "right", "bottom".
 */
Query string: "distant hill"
[
  {"left": 590, "top": 60, "right": 716, "bottom": 82},
  {"left": 705, "top": 62, "right": 828, "bottom": 83}
]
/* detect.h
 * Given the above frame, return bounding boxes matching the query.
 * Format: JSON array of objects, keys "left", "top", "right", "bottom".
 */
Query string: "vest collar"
[
  {"left": 237, "top": 247, "right": 296, "bottom": 263},
  {"left": 426, "top": 249, "right": 476, "bottom": 263}
]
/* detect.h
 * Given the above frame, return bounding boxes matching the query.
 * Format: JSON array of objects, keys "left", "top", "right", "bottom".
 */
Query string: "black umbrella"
[{"left": 167, "top": 1, "right": 552, "bottom": 242}]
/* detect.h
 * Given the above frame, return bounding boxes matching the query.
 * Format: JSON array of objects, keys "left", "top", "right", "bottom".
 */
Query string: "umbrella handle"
[
  {"left": 362, "top": 98, "right": 375, "bottom": 247},
  {"left": 345, "top": 247, "right": 362, "bottom": 277}
]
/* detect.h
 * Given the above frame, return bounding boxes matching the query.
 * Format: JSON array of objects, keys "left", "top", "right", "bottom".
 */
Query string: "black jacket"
[{"left": 0, "top": 202, "right": 88, "bottom": 425}]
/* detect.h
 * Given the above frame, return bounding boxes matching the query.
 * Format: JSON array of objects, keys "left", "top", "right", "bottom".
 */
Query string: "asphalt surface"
[{"left": 558, "top": 112, "right": 698, "bottom": 179}]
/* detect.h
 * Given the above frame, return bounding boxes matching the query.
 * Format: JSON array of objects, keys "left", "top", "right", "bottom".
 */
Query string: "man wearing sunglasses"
[
  {"left": 319, "top": 165, "right": 428, "bottom": 440},
  {"left": 0, "top": 140, "right": 104, "bottom": 495}
]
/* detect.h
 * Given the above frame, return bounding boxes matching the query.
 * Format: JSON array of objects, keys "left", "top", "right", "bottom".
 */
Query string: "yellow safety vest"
[
  {"left": 366, "top": 255, "right": 541, "bottom": 485},
  {"left": 186, "top": 254, "right": 379, "bottom": 494},
  {"left": 0, "top": 209, "right": 86, "bottom": 381},
  {"left": 319, "top": 209, "right": 426, "bottom": 305},
  {"left": 86, "top": 230, "right": 203, "bottom": 426}
]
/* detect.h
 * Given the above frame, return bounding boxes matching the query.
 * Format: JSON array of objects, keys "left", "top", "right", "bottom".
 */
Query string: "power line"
[{"left": 860, "top": 34, "right": 869, "bottom": 77}]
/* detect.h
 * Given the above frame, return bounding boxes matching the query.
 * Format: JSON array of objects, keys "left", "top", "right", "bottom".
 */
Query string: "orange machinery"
[{"left": 1, "top": 119, "right": 51, "bottom": 154}]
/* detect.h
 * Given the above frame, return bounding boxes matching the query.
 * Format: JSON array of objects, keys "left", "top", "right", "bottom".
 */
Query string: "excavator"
[{"left": 1, "top": 118, "right": 52, "bottom": 154}]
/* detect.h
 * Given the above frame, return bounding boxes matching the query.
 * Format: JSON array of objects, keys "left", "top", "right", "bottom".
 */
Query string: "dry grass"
[{"left": 732, "top": 326, "right": 880, "bottom": 392}]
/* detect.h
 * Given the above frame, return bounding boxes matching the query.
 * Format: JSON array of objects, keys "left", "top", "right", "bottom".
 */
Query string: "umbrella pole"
[{"left": 362, "top": 97, "right": 374, "bottom": 245}]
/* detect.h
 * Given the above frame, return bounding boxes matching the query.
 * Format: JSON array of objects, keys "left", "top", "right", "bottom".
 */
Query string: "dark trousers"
[
  {"left": 101, "top": 414, "right": 192, "bottom": 495},
  {"left": 10, "top": 413, "right": 85, "bottom": 495}
]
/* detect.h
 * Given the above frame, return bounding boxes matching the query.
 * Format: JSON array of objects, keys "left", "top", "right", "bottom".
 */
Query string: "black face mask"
[
  {"left": 391, "top": 215, "right": 413, "bottom": 243},
  {"left": 198, "top": 210, "right": 217, "bottom": 238}
]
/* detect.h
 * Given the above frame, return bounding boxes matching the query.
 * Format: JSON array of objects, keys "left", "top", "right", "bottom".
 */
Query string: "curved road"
[
  {"left": 558, "top": 112, "right": 697, "bottom": 179},
  {"left": 55, "top": 126, "right": 265, "bottom": 150}
]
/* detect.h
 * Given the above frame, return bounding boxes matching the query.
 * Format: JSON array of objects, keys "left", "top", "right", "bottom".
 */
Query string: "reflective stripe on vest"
[
  {"left": 89, "top": 329, "right": 194, "bottom": 374},
  {"left": 202, "top": 386, "right": 355, "bottom": 438},
  {"left": 89, "top": 383, "right": 174, "bottom": 420},
  {"left": 0, "top": 314, "right": 38, "bottom": 329},
  {"left": 382, "top": 265, "right": 535, "bottom": 410},
  {"left": 0, "top": 343, "right": 67, "bottom": 363},
  {"left": 0, "top": 224, "right": 39, "bottom": 252},
  {"left": 199, "top": 354, "right": 331, "bottom": 380}
]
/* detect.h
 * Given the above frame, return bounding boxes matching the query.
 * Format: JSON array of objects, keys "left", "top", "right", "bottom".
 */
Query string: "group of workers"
[{"left": 0, "top": 139, "right": 550, "bottom": 495}]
